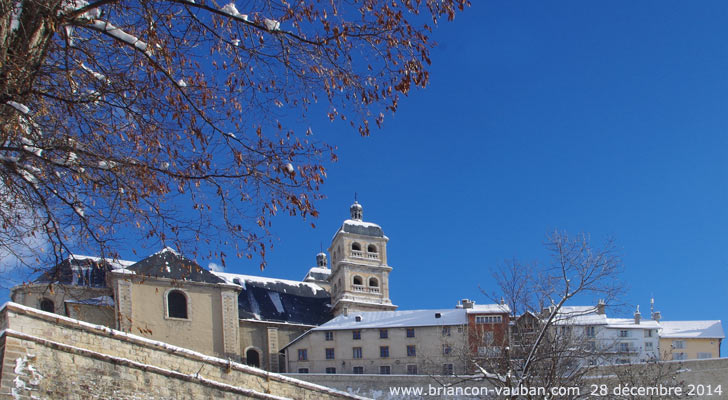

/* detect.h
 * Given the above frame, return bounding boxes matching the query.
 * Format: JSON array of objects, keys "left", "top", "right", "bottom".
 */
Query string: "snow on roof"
[
  {"left": 606, "top": 318, "right": 661, "bottom": 329},
  {"left": 660, "top": 320, "right": 725, "bottom": 339},
  {"left": 552, "top": 306, "right": 608, "bottom": 325},
  {"left": 333, "top": 219, "right": 385, "bottom": 239},
  {"left": 313, "top": 309, "right": 467, "bottom": 331},
  {"left": 212, "top": 271, "right": 327, "bottom": 294},
  {"left": 302, "top": 267, "right": 330, "bottom": 282},
  {"left": 465, "top": 304, "right": 511, "bottom": 314},
  {"left": 69, "top": 254, "right": 135, "bottom": 270}
]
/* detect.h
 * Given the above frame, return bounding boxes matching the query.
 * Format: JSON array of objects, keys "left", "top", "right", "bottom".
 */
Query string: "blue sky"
[
  {"left": 259, "top": 1, "right": 728, "bottom": 348},
  {"left": 6, "top": 1, "right": 728, "bottom": 352}
]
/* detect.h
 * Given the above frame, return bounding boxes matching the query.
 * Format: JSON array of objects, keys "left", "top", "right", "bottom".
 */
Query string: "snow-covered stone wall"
[{"left": 0, "top": 302, "right": 368, "bottom": 399}]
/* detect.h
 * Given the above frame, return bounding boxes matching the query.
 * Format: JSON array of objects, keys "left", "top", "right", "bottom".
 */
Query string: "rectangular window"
[
  {"left": 325, "top": 331, "right": 334, "bottom": 341},
  {"left": 353, "top": 366, "right": 364, "bottom": 374},
  {"left": 352, "top": 330, "right": 361, "bottom": 340},
  {"left": 673, "top": 352, "right": 687, "bottom": 361},
  {"left": 406, "top": 328, "right": 415, "bottom": 338},
  {"left": 407, "top": 364, "right": 418, "bottom": 375},
  {"left": 619, "top": 330, "right": 629, "bottom": 338},
  {"left": 353, "top": 347, "right": 362, "bottom": 359},
  {"left": 477, "top": 346, "right": 488, "bottom": 356},
  {"left": 475, "top": 315, "right": 503, "bottom": 324},
  {"left": 380, "top": 329, "right": 388, "bottom": 339},
  {"left": 645, "top": 342, "right": 653, "bottom": 350},
  {"left": 673, "top": 340, "right": 685, "bottom": 349},
  {"left": 645, "top": 329, "right": 653, "bottom": 337},
  {"left": 442, "top": 344, "right": 452, "bottom": 355},
  {"left": 380, "top": 346, "right": 389, "bottom": 358},
  {"left": 619, "top": 342, "right": 629, "bottom": 352},
  {"left": 407, "top": 345, "right": 416, "bottom": 357},
  {"left": 325, "top": 348, "right": 335, "bottom": 360},
  {"left": 586, "top": 326, "right": 595, "bottom": 337},
  {"left": 442, "top": 363, "right": 454, "bottom": 375},
  {"left": 297, "top": 368, "right": 309, "bottom": 373},
  {"left": 380, "top": 365, "right": 391, "bottom": 375},
  {"left": 698, "top": 352, "right": 713, "bottom": 359},
  {"left": 325, "top": 367, "right": 336, "bottom": 374},
  {"left": 442, "top": 326, "right": 451, "bottom": 336},
  {"left": 587, "top": 341, "right": 596, "bottom": 351},
  {"left": 297, "top": 349, "right": 307, "bottom": 361}
]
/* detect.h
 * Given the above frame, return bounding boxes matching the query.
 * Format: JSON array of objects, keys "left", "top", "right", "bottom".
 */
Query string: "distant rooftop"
[
  {"left": 660, "top": 320, "right": 725, "bottom": 339},
  {"left": 313, "top": 309, "right": 467, "bottom": 331}
]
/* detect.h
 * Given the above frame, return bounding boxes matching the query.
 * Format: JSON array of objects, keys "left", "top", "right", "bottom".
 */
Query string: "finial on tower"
[{"left": 350, "top": 197, "right": 363, "bottom": 221}]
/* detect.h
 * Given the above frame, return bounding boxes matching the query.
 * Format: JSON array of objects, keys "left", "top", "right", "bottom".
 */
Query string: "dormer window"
[{"left": 369, "top": 277, "right": 379, "bottom": 287}]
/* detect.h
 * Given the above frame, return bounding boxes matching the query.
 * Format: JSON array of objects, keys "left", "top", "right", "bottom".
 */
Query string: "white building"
[
  {"left": 552, "top": 304, "right": 660, "bottom": 365},
  {"left": 283, "top": 309, "right": 469, "bottom": 375}
]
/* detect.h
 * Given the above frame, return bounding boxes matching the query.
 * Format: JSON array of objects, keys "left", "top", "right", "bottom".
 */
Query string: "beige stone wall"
[
  {"left": 286, "top": 324, "right": 468, "bottom": 375},
  {"left": 659, "top": 337, "right": 722, "bottom": 360},
  {"left": 0, "top": 303, "right": 367, "bottom": 400},
  {"left": 111, "top": 275, "right": 241, "bottom": 359}
]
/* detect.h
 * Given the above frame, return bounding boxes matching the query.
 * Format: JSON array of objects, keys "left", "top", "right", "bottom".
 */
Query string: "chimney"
[
  {"left": 652, "top": 311, "right": 661, "bottom": 322},
  {"left": 596, "top": 299, "right": 606, "bottom": 315},
  {"left": 500, "top": 297, "right": 505, "bottom": 305},
  {"left": 650, "top": 297, "right": 661, "bottom": 322},
  {"left": 461, "top": 299, "right": 474, "bottom": 309},
  {"left": 634, "top": 305, "right": 641, "bottom": 325}
]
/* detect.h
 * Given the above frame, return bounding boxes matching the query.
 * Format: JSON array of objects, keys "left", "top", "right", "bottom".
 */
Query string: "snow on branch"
[
  {"left": 6, "top": 101, "right": 29, "bottom": 115},
  {"left": 87, "top": 20, "right": 151, "bottom": 56}
]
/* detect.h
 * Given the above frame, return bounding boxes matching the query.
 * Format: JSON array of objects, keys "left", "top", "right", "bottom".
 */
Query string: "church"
[{"left": 11, "top": 201, "right": 397, "bottom": 372}]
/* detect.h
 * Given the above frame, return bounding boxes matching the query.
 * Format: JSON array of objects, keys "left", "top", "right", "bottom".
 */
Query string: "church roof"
[
  {"left": 126, "top": 247, "right": 225, "bottom": 284},
  {"left": 213, "top": 272, "right": 332, "bottom": 326}
]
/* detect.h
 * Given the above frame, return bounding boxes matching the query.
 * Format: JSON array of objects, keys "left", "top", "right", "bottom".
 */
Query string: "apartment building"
[{"left": 283, "top": 309, "right": 469, "bottom": 375}]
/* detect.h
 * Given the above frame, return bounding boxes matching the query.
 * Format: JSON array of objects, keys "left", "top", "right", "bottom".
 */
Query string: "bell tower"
[{"left": 328, "top": 201, "right": 397, "bottom": 316}]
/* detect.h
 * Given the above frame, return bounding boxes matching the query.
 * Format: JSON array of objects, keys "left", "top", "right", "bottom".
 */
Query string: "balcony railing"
[
  {"left": 351, "top": 285, "right": 380, "bottom": 294},
  {"left": 350, "top": 250, "right": 380, "bottom": 260}
]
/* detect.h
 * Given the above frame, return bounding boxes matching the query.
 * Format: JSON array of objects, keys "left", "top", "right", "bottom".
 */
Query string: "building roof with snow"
[
  {"left": 464, "top": 304, "right": 511, "bottom": 314},
  {"left": 605, "top": 318, "right": 661, "bottom": 330},
  {"left": 213, "top": 272, "right": 332, "bottom": 326},
  {"left": 312, "top": 309, "right": 467, "bottom": 331},
  {"left": 35, "top": 254, "right": 135, "bottom": 287},
  {"left": 124, "top": 247, "right": 226, "bottom": 284},
  {"left": 551, "top": 306, "right": 608, "bottom": 325},
  {"left": 302, "top": 267, "right": 331, "bottom": 283},
  {"left": 659, "top": 320, "right": 725, "bottom": 339}
]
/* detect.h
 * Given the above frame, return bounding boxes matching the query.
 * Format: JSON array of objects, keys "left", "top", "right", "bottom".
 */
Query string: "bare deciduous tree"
[
  {"left": 0, "top": 0, "right": 468, "bottom": 272},
  {"left": 476, "top": 231, "right": 625, "bottom": 398}
]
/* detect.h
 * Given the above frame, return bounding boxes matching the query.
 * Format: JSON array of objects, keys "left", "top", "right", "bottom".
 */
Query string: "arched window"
[
  {"left": 40, "top": 298, "right": 54, "bottom": 313},
  {"left": 351, "top": 242, "right": 361, "bottom": 251},
  {"left": 246, "top": 348, "right": 261, "bottom": 368},
  {"left": 369, "top": 277, "right": 379, "bottom": 287},
  {"left": 353, "top": 276, "right": 363, "bottom": 286},
  {"left": 367, "top": 244, "right": 377, "bottom": 253},
  {"left": 167, "top": 290, "right": 188, "bottom": 319}
]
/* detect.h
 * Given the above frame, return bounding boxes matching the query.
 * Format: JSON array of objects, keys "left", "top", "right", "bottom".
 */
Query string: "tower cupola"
[
  {"left": 316, "top": 252, "right": 328, "bottom": 268},
  {"left": 350, "top": 201, "right": 363, "bottom": 220}
]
